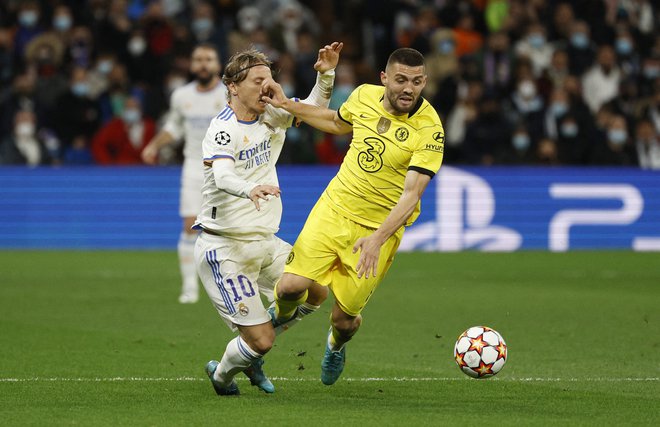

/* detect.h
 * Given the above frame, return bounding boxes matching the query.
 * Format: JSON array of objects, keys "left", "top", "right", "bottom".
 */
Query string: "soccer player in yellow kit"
[{"left": 262, "top": 47, "right": 445, "bottom": 385}]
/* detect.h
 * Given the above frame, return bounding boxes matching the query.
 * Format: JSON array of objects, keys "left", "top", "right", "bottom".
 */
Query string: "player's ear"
[{"left": 380, "top": 71, "right": 387, "bottom": 86}]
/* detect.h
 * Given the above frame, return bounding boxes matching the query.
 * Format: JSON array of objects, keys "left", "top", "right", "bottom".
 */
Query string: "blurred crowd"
[{"left": 0, "top": 0, "right": 658, "bottom": 168}]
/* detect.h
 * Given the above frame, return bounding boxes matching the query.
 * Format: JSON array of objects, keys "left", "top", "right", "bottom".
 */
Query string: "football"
[{"left": 454, "top": 326, "right": 507, "bottom": 378}]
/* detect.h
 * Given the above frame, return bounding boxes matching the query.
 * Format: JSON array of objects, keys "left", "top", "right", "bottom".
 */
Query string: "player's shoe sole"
[
  {"left": 321, "top": 334, "right": 346, "bottom": 385},
  {"left": 243, "top": 358, "right": 275, "bottom": 393},
  {"left": 205, "top": 360, "right": 239, "bottom": 395}
]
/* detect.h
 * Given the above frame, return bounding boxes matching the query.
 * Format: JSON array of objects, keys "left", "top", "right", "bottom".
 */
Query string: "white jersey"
[
  {"left": 163, "top": 81, "right": 228, "bottom": 161},
  {"left": 195, "top": 104, "right": 294, "bottom": 239}
]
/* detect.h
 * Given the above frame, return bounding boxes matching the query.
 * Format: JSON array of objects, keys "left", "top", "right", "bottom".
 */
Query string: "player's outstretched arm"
[
  {"left": 142, "top": 130, "right": 175, "bottom": 165},
  {"left": 261, "top": 80, "right": 352, "bottom": 135},
  {"left": 353, "top": 170, "right": 432, "bottom": 279}
]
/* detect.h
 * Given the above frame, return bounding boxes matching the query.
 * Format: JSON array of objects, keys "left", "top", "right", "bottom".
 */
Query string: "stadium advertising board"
[{"left": 0, "top": 166, "right": 658, "bottom": 251}]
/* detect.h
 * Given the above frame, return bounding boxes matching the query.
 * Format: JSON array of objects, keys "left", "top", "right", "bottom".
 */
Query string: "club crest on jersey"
[
  {"left": 215, "top": 131, "right": 231, "bottom": 146},
  {"left": 395, "top": 127, "right": 409, "bottom": 142},
  {"left": 377, "top": 117, "right": 391, "bottom": 134},
  {"left": 238, "top": 303, "right": 249, "bottom": 316}
]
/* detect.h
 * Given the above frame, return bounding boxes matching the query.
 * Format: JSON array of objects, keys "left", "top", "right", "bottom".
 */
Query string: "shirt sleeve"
[
  {"left": 409, "top": 122, "right": 445, "bottom": 178},
  {"left": 337, "top": 85, "right": 363, "bottom": 125},
  {"left": 202, "top": 119, "right": 237, "bottom": 164},
  {"left": 162, "top": 90, "right": 185, "bottom": 141}
]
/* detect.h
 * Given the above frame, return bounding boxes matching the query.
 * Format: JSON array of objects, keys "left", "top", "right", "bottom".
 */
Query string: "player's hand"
[
  {"left": 141, "top": 143, "right": 159, "bottom": 165},
  {"left": 314, "top": 42, "right": 343, "bottom": 73},
  {"left": 249, "top": 185, "right": 281, "bottom": 211},
  {"left": 353, "top": 234, "right": 384, "bottom": 279},
  {"left": 260, "top": 79, "right": 288, "bottom": 109}
]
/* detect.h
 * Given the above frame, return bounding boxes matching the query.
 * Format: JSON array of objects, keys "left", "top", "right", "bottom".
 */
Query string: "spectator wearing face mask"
[
  {"left": 476, "top": 31, "right": 512, "bottom": 99},
  {"left": 507, "top": 61, "right": 545, "bottom": 143},
  {"left": 635, "top": 119, "right": 660, "bottom": 170},
  {"left": 566, "top": 20, "right": 596, "bottom": 76},
  {"left": 91, "top": 96, "right": 155, "bottom": 165},
  {"left": 424, "top": 29, "right": 458, "bottom": 100},
  {"left": 0, "top": 110, "right": 52, "bottom": 166},
  {"left": 13, "top": 1, "right": 44, "bottom": 62},
  {"left": 588, "top": 114, "right": 638, "bottom": 166},
  {"left": 555, "top": 115, "right": 590, "bottom": 165},
  {"left": 53, "top": 66, "right": 101, "bottom": 147},
  {"left": 190, "top": 2, "right": 227, "bottom": 58},
  {"left": 514, "top": 22, "right": 554, "bottom": 77},
  {"left": 498, "top": 124, "right": 536, "bottom": 165}
]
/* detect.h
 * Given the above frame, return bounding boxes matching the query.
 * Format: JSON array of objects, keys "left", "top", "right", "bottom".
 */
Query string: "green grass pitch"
[{"left": 1, "top": 251, "right": 658, "bottom": 426}]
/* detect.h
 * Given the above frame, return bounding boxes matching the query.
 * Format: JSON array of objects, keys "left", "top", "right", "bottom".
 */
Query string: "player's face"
[
  {"left": 381, "top": 63, "right": 426, "bottom": 115},
  {"left": 191, "top": 48, "right": 220, "bottom": 85},
  {"left": 233, "top": 65, "right": 272, "bottom": 116}
]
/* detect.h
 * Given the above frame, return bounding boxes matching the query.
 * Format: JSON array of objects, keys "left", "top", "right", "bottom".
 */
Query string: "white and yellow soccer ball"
[{"left": 454, "top": 326, "right": 507, "bottom": 378}]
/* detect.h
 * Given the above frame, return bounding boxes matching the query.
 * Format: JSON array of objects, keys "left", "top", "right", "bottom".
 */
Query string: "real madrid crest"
[
  {"left": 377, "top": 117, "right": 391, "bottom": 134},
  {"left": 238, "top": 303, "right": 249, "bottom": 316}
]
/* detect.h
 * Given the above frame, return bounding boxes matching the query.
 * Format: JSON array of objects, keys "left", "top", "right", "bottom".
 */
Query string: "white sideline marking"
[{"left": 0, "top": 377, "right": 657, "bottom": 383}]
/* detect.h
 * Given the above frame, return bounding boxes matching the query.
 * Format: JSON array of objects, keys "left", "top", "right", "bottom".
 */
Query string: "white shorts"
[
  {"left": 194, "top": 231, "right": 292, "bottom": 332},
  {"left": 179, "top": 159, "right": 203, "bottom": 218}
]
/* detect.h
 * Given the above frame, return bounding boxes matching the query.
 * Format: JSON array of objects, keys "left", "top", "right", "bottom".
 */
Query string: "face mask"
[
  {"left": 512, "top": 134, "right": 530, "bottom": 150},
  {"left": 438, "top": 40, "right": 454, "bottom": 55},
  {"left": 528, "top": 34, "right": 545, "bottom": 49},
  {"left": 19, "top": 10, "right": 38, "bottom": 28},
  {"left": 570, "top": 33, "right": 588, "bottom": 49},
  {"left": 16, "top": 122, "right": 35, "bottom": 137},
  {"left": 615, "top": 38, "right": 632, "bottom": 55},
  {"left": 53, "top": 15, "right": 72, "bottom": 31},
  {"left": 608, "top": 129, "right": 627, "bottom": 145},
  {"left": 561, "top": 123, "right": 579, "bottom": 137},
  {"left": 550, "top": 102, "right": 568, "bottom": 117},
  {"left": 71, "top": 82, "right": 89, "bottom": 97},
  {"left": 518, "top": 80, "right": 536, "bottom": 99},
  {"left": 96, "top": 59, "right": 113, "bottom": 75},
  {"left": 122, "top": 108, "right": 141, "bottom": 124},
  {"left": 128, "top": 38, "right": 146, "bottom": 56},
  {"left": 643, "top": 65, "right": 659, "bottom": 79},
  {"left": 192, "top": 18, "right": 213, "bottom": 35}
]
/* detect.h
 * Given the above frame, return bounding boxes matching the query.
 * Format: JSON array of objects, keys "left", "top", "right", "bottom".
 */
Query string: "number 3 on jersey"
[{"left": 358, "top": 137, "right": 385, "bottom": 173}]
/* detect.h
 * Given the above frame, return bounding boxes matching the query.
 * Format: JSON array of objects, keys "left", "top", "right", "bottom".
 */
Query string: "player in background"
[
  {"left": 195, "top": 43, "right": 342, "bottom": 395},
  {"left": 142, "top": 44, "right": 227, "bottom": 304},
  {"left": 262, "top": 48, "right": 445, "bottom": 385}
]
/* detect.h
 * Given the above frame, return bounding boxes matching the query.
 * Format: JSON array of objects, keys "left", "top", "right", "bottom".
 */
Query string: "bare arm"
[
  {"left": 263, "top": 89, "right": 353, "bottom": 135},
  {"left": 353, "top": 169, "right": 432, "bottom": 278},
  {"left": 141, "top": 130, "right": 176, "bottom": 164}
]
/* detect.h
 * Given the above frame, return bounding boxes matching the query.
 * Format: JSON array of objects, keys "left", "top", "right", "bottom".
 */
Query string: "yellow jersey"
[{"left": 322, "top": 84, "right": 445, "bottom": 229}]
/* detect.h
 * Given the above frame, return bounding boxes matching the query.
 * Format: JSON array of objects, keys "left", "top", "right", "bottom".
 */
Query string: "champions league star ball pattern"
[{"left": 454, "top": 326, "right": 507, "bottom": 378}]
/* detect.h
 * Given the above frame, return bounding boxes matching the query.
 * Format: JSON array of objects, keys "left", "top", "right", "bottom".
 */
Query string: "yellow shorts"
[{"left": 284, "top": 196, "right": 403, "bottom": 316}]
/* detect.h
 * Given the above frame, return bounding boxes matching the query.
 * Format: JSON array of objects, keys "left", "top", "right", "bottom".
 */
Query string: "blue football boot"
[{"left": 205, "top": 360, "right": 239, "bottom": 396}]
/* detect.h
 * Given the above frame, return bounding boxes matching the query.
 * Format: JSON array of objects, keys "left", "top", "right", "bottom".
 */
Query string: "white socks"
[
  {"left": 177, "top": 232, "right": 198, "bottom": 302},
  {"left": 214, "top": 336, "right": 262, "bottom": 385}
]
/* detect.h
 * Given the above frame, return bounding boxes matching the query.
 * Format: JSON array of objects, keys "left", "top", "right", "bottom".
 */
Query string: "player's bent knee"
[
  {"left": 277, "top": 273, "right": 313, "bottom": 298},
  {"left": 249, "top": 336, "right": 274, "bottom": 355}
]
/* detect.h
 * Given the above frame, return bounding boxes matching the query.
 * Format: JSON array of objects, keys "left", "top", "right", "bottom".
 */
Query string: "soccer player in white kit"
[
  {"left": 142, "top": 44, "right": 227, "bottom": 304},
  {"left": 194, "top": 42, "right": 342, "bottom": 395}
]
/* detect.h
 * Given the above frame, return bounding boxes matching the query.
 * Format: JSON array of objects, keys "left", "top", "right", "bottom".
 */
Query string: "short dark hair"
[
  {"left": 192, "top": 43, "right": 220, "bottom": 59},
  {"left": 386, "top": 48, "right": 425, "bottom": 68}
]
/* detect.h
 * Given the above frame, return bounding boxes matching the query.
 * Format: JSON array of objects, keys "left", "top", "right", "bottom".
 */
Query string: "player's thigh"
[
  {"left": 255, "top": 236, "right": 292, "bottom": 302},
  {"left": 330, "top": 226, "right": 403, "bottom": 316},
  {"left": 284, "top": 199, "right": 350, "bottom": 286},
  {"left": 195, "top": 234, "right": 270, "bottom": 331},
  {"left": 179, "top": 161, "right": 203, "bottom": 218}
]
